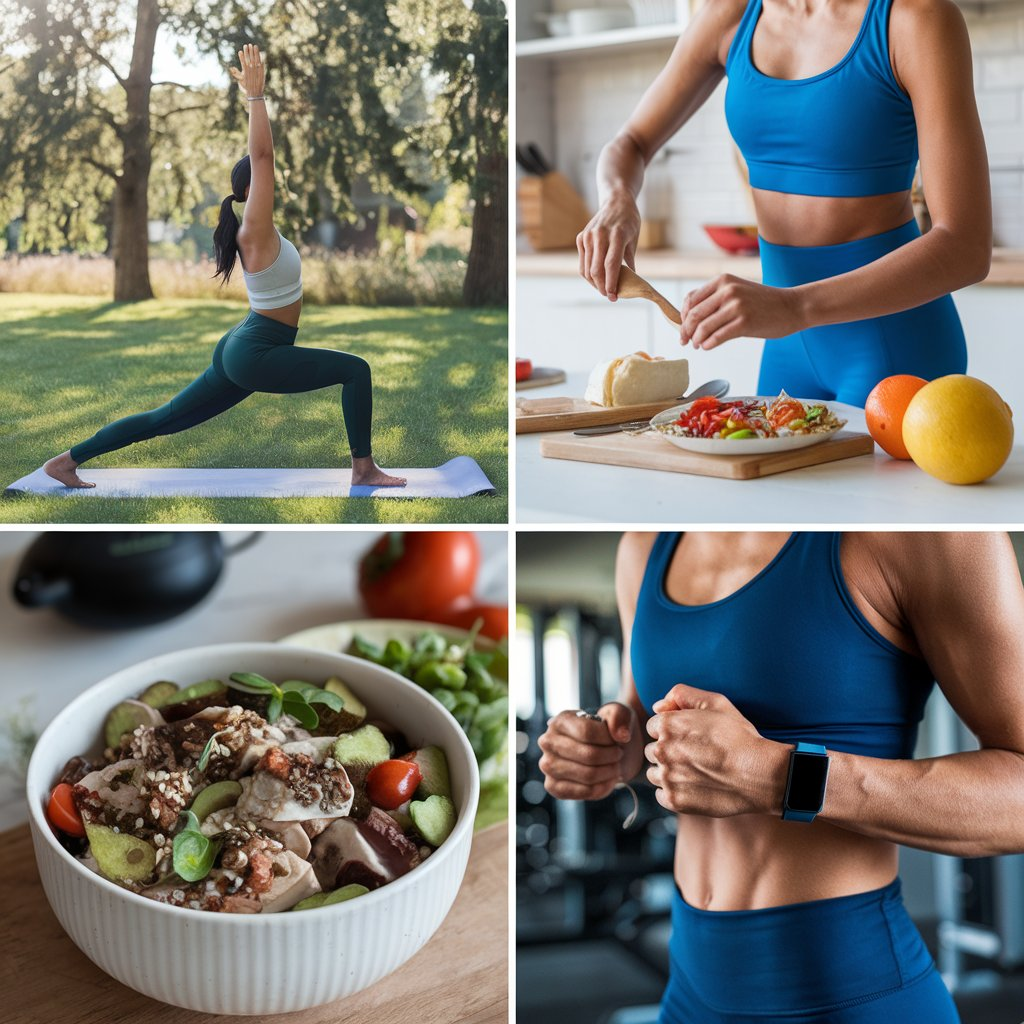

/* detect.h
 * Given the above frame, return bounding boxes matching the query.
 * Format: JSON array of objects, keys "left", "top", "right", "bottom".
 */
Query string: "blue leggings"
[
  {"left": 757, "top": 220, "right": 967, "bottom": 408},
  {"left": 70, "top": 311, "right": 373, "bottom": 463},
  {"left": 659, "top": 879, "right": 960, "bottom": 1023}
]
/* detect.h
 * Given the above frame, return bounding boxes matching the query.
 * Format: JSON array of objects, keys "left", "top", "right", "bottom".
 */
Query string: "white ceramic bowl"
[
  {"left": 567, "top": 7, "right": 634, "bottom": 34},
  {"left": 26, "top": 643, "right": 480, "bottom": 1015}
]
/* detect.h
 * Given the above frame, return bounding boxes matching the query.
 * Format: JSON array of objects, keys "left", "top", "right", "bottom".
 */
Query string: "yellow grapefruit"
[
  {"left": 865, "top": 375, "right": 928, "bottom": 460},
  {"left": 902, "top": 375, "right": 1013, "bottom": 485}
]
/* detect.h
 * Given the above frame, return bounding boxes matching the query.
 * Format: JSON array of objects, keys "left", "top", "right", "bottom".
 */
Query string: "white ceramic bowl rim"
[{"left": 26, "top": 642, "right": 480, "bottom": 924}]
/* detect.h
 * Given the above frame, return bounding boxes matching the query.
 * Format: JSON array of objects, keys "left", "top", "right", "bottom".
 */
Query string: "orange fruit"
[
  {"left": 903, "top": 375, "right": 1013, "bottom": 485},
  {"left": 864, "top": 375, "right": 928, "bottom": 460}
]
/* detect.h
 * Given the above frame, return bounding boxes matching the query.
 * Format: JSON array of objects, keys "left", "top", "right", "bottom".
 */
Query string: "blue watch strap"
[{"left": 782, "top": 742, "right": 828, "bottom": 822}]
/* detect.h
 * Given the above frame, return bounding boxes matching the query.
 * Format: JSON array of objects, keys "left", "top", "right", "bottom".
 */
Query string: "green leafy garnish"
[
  {"left": 197, "top": 731, "right": 222, "bottom": 773},
  {"left": 226, "top": 673, "right": 343, "bottom": 728},
  {"left": 172, "top": 810, "right": 220, "bottom": 882},
  {"left": 806, "top": 406, "right": 824, "bottom": 421}
]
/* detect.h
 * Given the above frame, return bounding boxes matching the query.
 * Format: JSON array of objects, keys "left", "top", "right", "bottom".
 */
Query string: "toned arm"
[
  {"left": 578, "top": 0, "right": 746, "bottom": 297},
  {"left": 819, "top": 533, "right": 1024, "bottom": 857},
  {"left": 794, "top": 0, "right": 992, "bottom": 327}
]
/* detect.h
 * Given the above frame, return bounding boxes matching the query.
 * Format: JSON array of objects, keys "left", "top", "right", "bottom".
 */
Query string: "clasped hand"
[{"left": 645, "top": 684, "right": 784, "bottom": 817}]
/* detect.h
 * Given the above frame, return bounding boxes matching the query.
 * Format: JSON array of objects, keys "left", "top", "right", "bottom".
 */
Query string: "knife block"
[{"left": 518, "top": 172, "right": 592, "bottom": 251}]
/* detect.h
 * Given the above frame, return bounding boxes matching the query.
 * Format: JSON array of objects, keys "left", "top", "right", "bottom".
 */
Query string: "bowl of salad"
[
  {"left": 25, "top": 642, "right": 479, "bottom": 1015},
  {"left": 650, "top": 391, "right": 846, "bottom": 455}
]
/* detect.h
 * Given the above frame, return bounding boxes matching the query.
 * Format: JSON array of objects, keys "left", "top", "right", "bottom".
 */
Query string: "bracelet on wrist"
[{"left": 246, "top": 96, "right": 265, "bottom": 102}]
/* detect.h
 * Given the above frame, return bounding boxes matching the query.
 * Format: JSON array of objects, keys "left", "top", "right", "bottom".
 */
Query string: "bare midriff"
[
  {"left": 753, "top": 189, "right": 916, "bottom": 248},
  {"left": 250, "top": 297, "right": 302, "bottom": 329},
  {"left": 673, "top": 813, "right": 898, "bottom": 911}
]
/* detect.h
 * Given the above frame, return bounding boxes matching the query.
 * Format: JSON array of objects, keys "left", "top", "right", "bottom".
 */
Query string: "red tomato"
[
  {"left": 47, "top": 782, "right": 85, "bottom": 837},
  {"left": 516, "top": 358, "right": 533, "bottom": 382},
  {"left": 436, "top": 601, "right": 509, "bottom": 642},
  {"left": 359, "top": 532, "right": 480, "bottom": 621},
  {"left": 366, "top": 759, "right": 423, "bottom": 810}
]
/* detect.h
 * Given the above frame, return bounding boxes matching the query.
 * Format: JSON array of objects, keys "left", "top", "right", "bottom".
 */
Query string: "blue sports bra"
[
  {"left": 724, "top": 0, "right": 918, "bottom": 197},
  {"left": 631, "top": 533, "right": 935, "bottom": 758}
]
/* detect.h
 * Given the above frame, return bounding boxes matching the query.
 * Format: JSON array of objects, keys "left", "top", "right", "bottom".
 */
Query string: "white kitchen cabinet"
[{"left": 517, "top": 274, "right": 764, "bottom": 393}]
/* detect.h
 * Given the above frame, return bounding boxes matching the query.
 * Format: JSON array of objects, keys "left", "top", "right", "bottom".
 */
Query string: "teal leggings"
[{"left": 70, "top": 311, "right": 373, "bottom": 464}]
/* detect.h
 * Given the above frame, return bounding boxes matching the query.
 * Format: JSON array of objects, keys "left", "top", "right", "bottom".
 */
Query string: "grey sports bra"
[{"left": 242, "top": 229, "right": 303, "bottom": 310}]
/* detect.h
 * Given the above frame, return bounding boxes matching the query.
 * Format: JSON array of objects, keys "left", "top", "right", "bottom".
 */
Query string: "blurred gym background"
[{"left": 516, "top": 532, "right": 1024, "bottom": 1024}]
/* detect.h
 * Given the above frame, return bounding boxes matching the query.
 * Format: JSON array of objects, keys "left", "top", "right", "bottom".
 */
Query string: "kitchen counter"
[
  {"left": 516, "top": 374, "right": 1024, "bottom": 524},
  {"left": 517, "top": 247, "right": 1024, "bottom": 286}
]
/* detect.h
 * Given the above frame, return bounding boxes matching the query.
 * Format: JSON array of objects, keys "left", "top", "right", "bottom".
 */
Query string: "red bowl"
[{"left": 703, "top": 224, "right": 760, "bottom": 255}]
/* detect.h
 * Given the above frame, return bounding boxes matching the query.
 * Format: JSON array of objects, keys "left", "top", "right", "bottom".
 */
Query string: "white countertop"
[
  {"left": 517, "top": 374, "right": 1024, "bottom": 524},
  {"left": 0, "top": 530, "right": 507, "bottom": 830}
]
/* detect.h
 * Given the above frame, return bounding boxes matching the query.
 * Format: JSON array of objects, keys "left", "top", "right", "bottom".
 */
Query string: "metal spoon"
[{"left": 573, "top": 378, "right": 731, "bottom": 436}]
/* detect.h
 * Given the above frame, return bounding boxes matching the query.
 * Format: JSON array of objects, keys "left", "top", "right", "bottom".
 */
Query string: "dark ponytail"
[{"left": 212, "top": 155, "right": 251, "bottom": 283}]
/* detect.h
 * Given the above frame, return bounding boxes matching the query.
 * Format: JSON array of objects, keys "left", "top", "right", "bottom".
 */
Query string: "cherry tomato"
[
  {"left": 516, "top": 358, "right": 533, "bottom": 382},
  {"left": 359, "top": 532, "right": 480, "bottom": 621},
  {"left": 366, "top": 759, "right": 423, "bottom": 810},
  {"left": 47, "top": 782, "right": 85, "bottom": 837},
  {"left": 436, "top": 601, "right": 509, "bottom": 642}
]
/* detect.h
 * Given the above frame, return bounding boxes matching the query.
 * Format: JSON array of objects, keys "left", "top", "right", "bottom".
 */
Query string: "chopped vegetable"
[
  {"left": 47, "top": 782, "right": 85, "bottom": 837},
  {"left": 366, "top": 759, "right": 423, "bottom": 810},
  {"left": 656, "top": 390, "right": 845, "bottom": 440},
  {"left": 410, "top": 795, "right": 457, "bottom": 846}
]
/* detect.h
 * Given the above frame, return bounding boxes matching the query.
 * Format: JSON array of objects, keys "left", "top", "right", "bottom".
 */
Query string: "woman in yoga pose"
[
  {"left": 45, "top": 43, "right": 404, "bottom": 489},
  {"left": 576, "top": 0, "right": 991, "bottom": 406},
  {"left": 539, "top": 532, "right": 1024, "bottom": 1022}
]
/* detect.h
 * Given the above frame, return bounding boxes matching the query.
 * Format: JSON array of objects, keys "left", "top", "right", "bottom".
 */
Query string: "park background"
[{"left": 0, "top": 0, "right": 508, "bottom": 525}]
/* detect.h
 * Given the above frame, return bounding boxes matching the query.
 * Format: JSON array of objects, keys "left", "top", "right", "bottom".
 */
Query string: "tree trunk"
[
  {"left": 112, "top": 0, "right": 160, "bottom": 302},
  {"left": 462, "top": 141, "right": 507, "bottom": 307}
]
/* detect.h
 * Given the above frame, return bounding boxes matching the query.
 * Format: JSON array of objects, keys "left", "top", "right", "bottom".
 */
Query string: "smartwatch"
[{"left": 781, "top": 742, "right": 830, "bottom": 822}]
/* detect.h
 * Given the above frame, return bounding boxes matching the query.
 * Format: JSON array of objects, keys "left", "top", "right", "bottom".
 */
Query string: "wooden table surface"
[{"left": 0, "top": 821, "right": 507, "bottom": 1024}]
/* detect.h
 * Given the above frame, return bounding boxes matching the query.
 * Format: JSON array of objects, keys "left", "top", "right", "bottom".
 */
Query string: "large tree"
[{"left": 396, "top": 0, "right": 508, "bottom": 307}]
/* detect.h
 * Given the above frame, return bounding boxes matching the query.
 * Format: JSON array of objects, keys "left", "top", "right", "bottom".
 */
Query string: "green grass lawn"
[{"left": 0, "top": 294, "right": 507, "bottom": 524}]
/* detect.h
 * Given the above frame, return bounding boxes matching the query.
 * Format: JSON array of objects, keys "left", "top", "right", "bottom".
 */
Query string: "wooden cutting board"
[
  {"left": 516, "top": 366, "right": 566, "bottom": 390},
  {"left": 0, "top": 820, "right": 507, "bottom": 1024},
  {"left": 516, "top": 395, "right": 682, "bottom": 433},
  {"left": 540, "top": 429, "right": 873, "bottom": 479}
]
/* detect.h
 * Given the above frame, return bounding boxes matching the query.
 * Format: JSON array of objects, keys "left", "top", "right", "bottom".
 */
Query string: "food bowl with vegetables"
[{"left": 26, "top": 642, "right": 479, "bottom": 1015}]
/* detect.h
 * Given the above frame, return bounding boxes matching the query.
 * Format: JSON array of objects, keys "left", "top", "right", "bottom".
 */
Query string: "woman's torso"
[
  {"left": 630, "top": 532, "right": 935, "bottom": 910},
  {"left": 719, "top": 0, "right": 916, "bottom": 247},
  {"left": 238, "top": 228, "right": 303, "bottom": 327}
]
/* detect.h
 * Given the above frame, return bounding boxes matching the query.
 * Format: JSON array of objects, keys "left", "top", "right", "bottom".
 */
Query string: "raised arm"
[
  {"left": 230, "top": 43, "right": 276, "bottom": 243},
  {"left": 578, "top": 0, "right": 747, "bottom": 299}
]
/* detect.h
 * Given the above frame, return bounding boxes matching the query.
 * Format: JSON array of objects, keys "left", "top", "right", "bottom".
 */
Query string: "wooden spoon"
[{"left": 615, "top": 266, "right": 681, "bottom": 326}]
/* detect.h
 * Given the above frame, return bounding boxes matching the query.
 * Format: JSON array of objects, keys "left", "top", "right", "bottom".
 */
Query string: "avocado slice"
[
  {"left": 332, "top": 725, "right": 390, "bottom": 768},
  {"left": 84, "top": 823, "right": 156, "bottom": 883},
  {"left": 103, "top": 700, "right": 162, "bottom": 750},
  {"left": 190, "top": 780, "right": 242, "bottom": 823},
  {"left": 290, "top": 883, "right": 369, "bottom": 911},
  {"left": 409, "top": 795, "right": 457, "bottom": 847},
  {"left": 406, "top": 745, "right": 452, "bottom": 801}
]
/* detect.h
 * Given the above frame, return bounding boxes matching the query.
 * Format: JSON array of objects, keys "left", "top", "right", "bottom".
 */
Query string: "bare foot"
[
  {"left": 43, "top": 452, "right": 96, "bottom": 489},
  {"left": 351, "top": 455, "right": 406, "bottom": 488}
]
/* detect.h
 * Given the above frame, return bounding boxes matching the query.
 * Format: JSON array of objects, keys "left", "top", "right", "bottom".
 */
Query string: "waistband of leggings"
[
  {"left": 237, "top": 309, "right": 299, "bottom": 341},
  {"left": 758, "top": 219, "right": 920, "bottom": 285},
  {"left": 673, "top": 876, "right": 902, "bottom": 923}
]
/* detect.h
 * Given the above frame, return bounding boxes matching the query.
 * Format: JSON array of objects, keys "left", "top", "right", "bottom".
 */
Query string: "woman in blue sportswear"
[
  {"left": 576, "top": 0, "right": 990, "bottom": 407},
  {"left": 538, "top": 532, "right": 1024, "bottom": 1023}
]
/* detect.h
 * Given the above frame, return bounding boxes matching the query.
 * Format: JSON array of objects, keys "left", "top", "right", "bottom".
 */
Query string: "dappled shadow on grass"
[
  {"left": 0, "top": 493, "right": 507, "bottom": 526},
  {"left": 1, "top": 295, "right": 508, "bottom": 522}
]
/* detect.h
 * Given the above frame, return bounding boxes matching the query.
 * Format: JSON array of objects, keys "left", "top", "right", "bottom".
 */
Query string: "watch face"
[{"left": 786, "top": 752, "right": 829, "bottom": 813}]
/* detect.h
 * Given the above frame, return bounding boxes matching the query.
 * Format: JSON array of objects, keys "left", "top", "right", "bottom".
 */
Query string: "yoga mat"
[{"left": 5, "top": 457, "right": 496, "bottom": 499}]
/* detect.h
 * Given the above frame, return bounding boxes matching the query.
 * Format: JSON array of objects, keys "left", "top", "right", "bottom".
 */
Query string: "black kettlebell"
[{"left": 12, "top": 532, "right": 226, "bottom": 628}]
